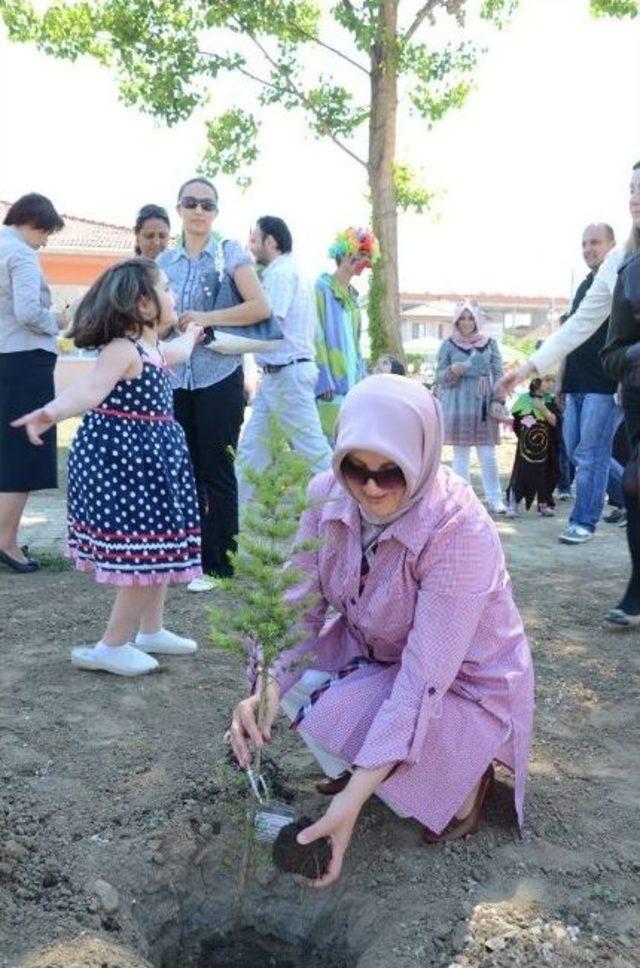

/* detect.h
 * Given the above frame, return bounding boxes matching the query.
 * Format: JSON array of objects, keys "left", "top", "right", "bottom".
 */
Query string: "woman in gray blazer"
[{"left": 0, "top": 193, "right": 66, "bottom": 573}]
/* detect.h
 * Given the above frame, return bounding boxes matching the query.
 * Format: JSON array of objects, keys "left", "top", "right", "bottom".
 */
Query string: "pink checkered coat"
[{"left": 271, "top": 467, "right": 534, "bottom": 835}]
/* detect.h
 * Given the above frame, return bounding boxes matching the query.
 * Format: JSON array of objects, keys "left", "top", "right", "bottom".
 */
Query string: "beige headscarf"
[{"left": 332, "top": 374, "right": 444, "bottom": 525}]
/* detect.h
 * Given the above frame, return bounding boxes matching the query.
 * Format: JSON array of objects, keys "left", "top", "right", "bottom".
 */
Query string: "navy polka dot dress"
[{"left": 67, "top": 342, "right": 202, "bottom": 586}]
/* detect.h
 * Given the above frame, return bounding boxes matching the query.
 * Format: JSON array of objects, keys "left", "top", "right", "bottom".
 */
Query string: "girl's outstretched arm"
[{"left": 11, "top": 339, "right": 139, "bottom": 444}]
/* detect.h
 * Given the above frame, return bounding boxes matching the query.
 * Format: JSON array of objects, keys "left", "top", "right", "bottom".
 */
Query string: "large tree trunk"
[{"left": 368, "top": 0, "right": 403, "bottom": 360}]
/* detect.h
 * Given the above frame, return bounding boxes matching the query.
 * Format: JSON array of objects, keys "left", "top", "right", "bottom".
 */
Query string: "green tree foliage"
[
  {"left": 367, "top": 262, "right": 390, "bottom": 360},
  {"left": 589, "top": 0, "right": 638, "bottom": 16},
  {"left": 210, "top": 418, "right": 317, "bottom": 689},
  {"left": 1, "top": 0, "right": 634, "bottom": 357}
]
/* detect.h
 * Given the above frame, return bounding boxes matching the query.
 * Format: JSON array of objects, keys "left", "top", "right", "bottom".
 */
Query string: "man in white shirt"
[
  {"left": 553, "top": 224, "right": 621, "bottom": 544},
  {"left": 498, "top": 161, "right": 640, "bottom": 395},
  {"left": 236, "top": 216, "right": 332, "bottom": 508},
  {"left": 498, "top": 243, "right": 624, "bottom": 393}
]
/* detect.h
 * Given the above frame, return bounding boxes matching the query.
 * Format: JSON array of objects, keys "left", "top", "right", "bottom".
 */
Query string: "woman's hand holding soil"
[
  {"left": 230, "top": 680, "right": 280, "bottom": 768},
  {"left": 297, "top": 764, "right": 393, "bottom": 888},
  {"left": 296, "top": 788, "right": 362, "bottom": 888}
]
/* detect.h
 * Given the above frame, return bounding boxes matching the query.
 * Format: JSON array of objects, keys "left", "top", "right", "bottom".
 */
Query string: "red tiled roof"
[
  {"left": 0, "top": 200, "right": 132, "bottom": 253},
  {"left": 401, "top": 291, "right": 569, "bottom": 308}
]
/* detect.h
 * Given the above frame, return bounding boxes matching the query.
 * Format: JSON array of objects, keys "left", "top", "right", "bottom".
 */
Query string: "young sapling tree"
[{"left": 209, "top": 416, "right": 328, "bottom": 918}]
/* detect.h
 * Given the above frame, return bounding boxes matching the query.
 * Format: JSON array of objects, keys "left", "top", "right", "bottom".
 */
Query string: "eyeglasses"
[
  {"left": 179, "top": 196, "right": 217, "bottom": 212},
  {"left": 341, "top": 457, "right": 405, "bottom": 491}
]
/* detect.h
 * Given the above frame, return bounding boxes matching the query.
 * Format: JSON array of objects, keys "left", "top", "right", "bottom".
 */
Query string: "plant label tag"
[{"left": 254, "top": 802, "right": 296, "bottom": 843}]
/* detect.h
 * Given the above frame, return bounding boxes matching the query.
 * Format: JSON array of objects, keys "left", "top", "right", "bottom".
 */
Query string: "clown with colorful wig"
[{"left": 315, "top": 227, "right": 380, "bottom": 438}]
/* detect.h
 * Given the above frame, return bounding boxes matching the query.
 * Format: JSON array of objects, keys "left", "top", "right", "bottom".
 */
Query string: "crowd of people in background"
[
  {"left": 2, "top": 168, "right": 640, "bottom": 596},
  {"left": 2, "top": 169, "right": 640, "bottom": 590},
  {"left": 3, "top": 159, "right": 640, "bottom": 883}
]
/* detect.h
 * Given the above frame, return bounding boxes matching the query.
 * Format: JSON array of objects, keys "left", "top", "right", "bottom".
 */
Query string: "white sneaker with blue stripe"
[{"left": 558, "top": 525, "right": 593, "bottom": 545}]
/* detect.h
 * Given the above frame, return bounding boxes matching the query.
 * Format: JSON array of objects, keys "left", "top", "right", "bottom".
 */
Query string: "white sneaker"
[
  {"left": 187, "top": 576, "right": 221, "bottom": 593},
  {"left": 135, "top": 628, "right": 198, "bottom": 655},
  {"left": 558, "top": 525, "right": 593, "bottom": 545},
  {"left": 71, "top": 642, "right": 158, "bottom": 677}
]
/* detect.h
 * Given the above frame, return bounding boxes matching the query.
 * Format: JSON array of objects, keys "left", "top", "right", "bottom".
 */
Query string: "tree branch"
[
  {"left": 291, "top": 25, "right": 370, "bottom": 76},
  {"left": 199, "top": 49, "right": 278, "bottom": 93},
  {"left": 404, "top": 1, "right": 439, "bottom": 41},
  {"left": 243, "top": 30, "right": 368, "bottom": 169}
]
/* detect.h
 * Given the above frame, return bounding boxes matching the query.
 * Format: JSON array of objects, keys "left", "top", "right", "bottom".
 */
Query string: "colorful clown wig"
[{"left": 328, "top": 226, "right": 380, "bottom": 267}]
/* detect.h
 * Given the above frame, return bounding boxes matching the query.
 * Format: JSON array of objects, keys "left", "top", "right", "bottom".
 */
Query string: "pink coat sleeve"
[
  {"left": 268, "top": 476, "right": 330, "bottom": 694},
  {"left": 354, "top": 511, "right": 504, "bottom": 769}
]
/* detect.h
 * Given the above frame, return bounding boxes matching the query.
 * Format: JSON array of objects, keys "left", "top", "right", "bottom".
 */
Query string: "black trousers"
[
  {"left": 616, "top": 386, "right": 640, "bottom": 611},
  {"left": 0, "top": 350, "right": 57, "bottom": 492},
  {"left": 174, "top": 367, "right": 245, "bottom": 576}
]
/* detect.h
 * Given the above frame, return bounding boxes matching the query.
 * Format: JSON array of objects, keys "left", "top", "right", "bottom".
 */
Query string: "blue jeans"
[
  {"left": 557, "top": 428, "right": 575, "bottom": 494},
  {"left": 563, "top": 393, "right": 621, "bottom": 532}
]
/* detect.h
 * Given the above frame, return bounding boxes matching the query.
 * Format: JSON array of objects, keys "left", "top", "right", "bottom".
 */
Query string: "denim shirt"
[{"left": 158, "top": 235, "right": 252, "bottom": 390}]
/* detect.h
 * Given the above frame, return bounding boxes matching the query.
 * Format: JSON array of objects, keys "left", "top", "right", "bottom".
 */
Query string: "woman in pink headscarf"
[
  {"left": 229, "top": 375, "right": 533, "bottom": 886},
  {"left": 436, "top": 301, "right": 506, "bottom": 513}
]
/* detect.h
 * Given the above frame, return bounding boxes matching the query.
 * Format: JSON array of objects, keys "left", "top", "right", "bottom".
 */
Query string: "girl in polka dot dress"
[{"left": 13, "top": 258, "right": 204, "bottom": 677}]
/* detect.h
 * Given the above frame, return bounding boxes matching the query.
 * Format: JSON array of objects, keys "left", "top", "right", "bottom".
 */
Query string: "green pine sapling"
[{"left": 209, "top": 416, "right": 323, "bottom": 917}]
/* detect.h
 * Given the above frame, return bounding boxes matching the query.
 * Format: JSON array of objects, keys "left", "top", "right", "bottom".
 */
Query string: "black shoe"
[
  {"left": 603, "top": 507, "right": 626, "bottom": 524},
  {"left": 0, "top": 549, "right": 40, "bottom": 573}
]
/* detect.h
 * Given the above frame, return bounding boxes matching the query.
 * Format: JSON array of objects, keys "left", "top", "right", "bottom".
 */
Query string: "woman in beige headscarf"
[
  {"left": 436, "top": 301, "right": 506, "bottom": 513},
  {"left": 228, "top": 375, "right": 534, "bottom": 887}
]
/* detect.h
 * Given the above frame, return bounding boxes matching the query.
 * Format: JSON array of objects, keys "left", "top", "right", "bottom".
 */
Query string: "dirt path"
[{"left": 1, "top": 448, "right": 639, "bottom": 967}]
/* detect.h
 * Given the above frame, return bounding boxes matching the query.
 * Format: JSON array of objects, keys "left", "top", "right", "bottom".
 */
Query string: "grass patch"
[{"left": 35, "top": 551, "right": 73, "bottom": 572}]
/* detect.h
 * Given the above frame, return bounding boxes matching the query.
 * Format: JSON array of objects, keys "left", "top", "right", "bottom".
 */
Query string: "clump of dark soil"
[
  {"left": 272, "top": 817, "right": 331, "bottom": 878},
  {"left": 196, "top": 928, "right": 344, "bottom": 968}
]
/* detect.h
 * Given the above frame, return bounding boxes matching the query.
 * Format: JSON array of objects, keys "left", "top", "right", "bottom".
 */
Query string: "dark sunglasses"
[
  {"left": 179, "top": 196, "right": 217, "bottom": 212},
  {"left": 341, "top": 457, "right": 405, "bottom": 491}
]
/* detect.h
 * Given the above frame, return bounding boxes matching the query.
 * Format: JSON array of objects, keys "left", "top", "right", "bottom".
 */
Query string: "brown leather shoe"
[
  {"left": 315, "top": 771, "right": 351, "bottom": 795},
  {"left": 423, "top": 764, "right": 494, "bottom": 845}
]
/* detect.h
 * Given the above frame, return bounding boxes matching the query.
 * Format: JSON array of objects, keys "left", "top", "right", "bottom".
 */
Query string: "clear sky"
[{"left": 1, "top": 0, "right": 639, "bottom": 298}]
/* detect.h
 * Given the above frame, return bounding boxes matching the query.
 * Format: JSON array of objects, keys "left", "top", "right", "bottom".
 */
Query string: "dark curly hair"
[{"left": 69, "top": 258, "right": 162, "bottom": 349}]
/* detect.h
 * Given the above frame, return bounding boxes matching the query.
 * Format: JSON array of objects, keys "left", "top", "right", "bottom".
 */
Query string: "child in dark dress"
[
  {"left": 13, "top": 259, "right": 204, "bottom": 677},
  {"left": 506, "top": 376, "right": 560, "bottom": 517}
]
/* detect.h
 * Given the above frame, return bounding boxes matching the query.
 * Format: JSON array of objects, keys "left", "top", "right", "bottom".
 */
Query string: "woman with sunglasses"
[
  {"left": 158, "top": 177, "right": 269, "bottom": 592},
  {"left": 229, "top": 375, "right": 533, "bottom": 887}
]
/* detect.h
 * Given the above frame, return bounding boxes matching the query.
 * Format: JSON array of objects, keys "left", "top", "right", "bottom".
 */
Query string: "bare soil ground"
[{"left": 1, "top": 436, "right": 639, "bottom": 967}]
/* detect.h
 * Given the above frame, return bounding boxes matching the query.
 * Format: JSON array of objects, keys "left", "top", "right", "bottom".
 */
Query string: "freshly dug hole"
[
  {"left": 195, "top": 928, "right": 347, "bottom": 968},
  {"left": 143, "top": 830, "right": 357, "bottom": 968}
]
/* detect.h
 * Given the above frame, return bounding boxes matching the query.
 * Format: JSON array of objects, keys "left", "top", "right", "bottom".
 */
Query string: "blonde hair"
[{"left": 626, "top": 160, "right": 640, "bottom": 256}]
